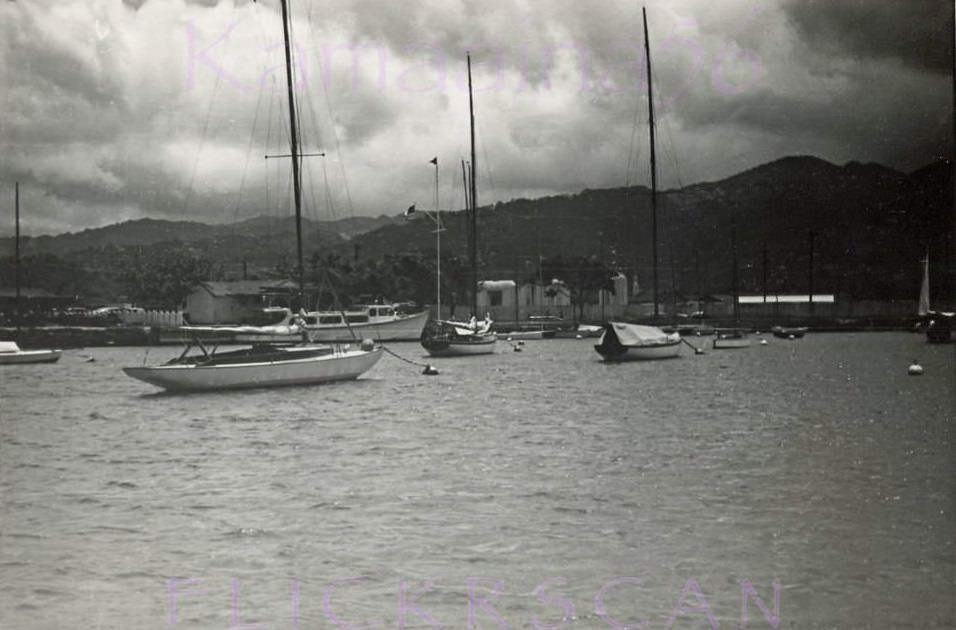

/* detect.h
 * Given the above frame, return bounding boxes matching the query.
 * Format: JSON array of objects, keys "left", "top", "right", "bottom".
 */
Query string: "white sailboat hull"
[
  {"left": 502, "top": 330, "right": 551, "bottom": 340},
  {"left": 123, "top": 346, "right": 383, "bottom": 392},
  {"left": 713, "top": 333, "right": 751, "bottom": 349},
  {"left": 0, "top": 345, "right": 62, "bottom": 364}
]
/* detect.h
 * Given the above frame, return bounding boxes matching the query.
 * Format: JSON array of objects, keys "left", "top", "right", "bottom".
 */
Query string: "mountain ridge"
[{"left": 1, "top": 155, "right": 951, "bottom": 303}]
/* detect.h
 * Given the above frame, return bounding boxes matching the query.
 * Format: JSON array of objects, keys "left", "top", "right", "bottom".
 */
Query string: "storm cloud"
[{"left": 1, "top": 0, "right": 951, "bottom": 235}]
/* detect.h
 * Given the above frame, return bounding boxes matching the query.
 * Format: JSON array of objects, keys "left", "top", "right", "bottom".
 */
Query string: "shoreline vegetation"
[{"left": 1, "top": 156, "right": 953, "bottom": 314}]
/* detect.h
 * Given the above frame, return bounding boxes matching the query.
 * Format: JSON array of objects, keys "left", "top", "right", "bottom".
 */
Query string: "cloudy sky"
[{"left": 1, "top": 0, "right": 952, "bottom": 235}]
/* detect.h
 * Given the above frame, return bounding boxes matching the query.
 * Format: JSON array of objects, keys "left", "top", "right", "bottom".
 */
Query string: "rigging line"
[
  {"left": 233, "top": 70, "right": 268, "bottom": 223},
  {"left": 306, "top": 17, "right": 356, "bottom": 218},
  {"left": 300, "top": 47, "right": 339, "bottom": 224},
  {"left": 182, "top": 66, "right": 223, "bottom": 217},
  {"left": 624, "top": 77, "right": 646, "bottom": 189},
  {"left": 287, "top": 3, "right": 323, "bottom": 232},
  {"left": 263, "top": 77, "right": 278, "bottom": 223},
  {"left": 321, "top": 158, "right": 336, "bottom": 222},
  {"left": 653, "top": 71, "right": 685, "bottom": 193},
  {"left": 273, "top": 81, "right": 293, "bottom": 224}
]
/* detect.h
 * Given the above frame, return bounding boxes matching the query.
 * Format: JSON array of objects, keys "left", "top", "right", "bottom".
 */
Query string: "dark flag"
[
  {"left": 429, "top": 157, "right": 438, "bottom": 165},
  {"left": 404, "top": 204, "right": 416, "bottom": 217}
]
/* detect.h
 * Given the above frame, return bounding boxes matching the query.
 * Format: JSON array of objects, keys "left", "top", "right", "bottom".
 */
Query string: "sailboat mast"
[
  {"left": 918, "top": 250, "right": 931, "bottom": 316},
  {"left": 467, "top": 53, "right": 479, "bottom": 318},
  {"left": 643, "top": 7, "right": 659, "bottom": 320},
  {"left": 279, "top": 0, "right": 305, "bottom": 301},
  {"left": 433, "top": 157, "right": 441, "bottom": 318},
  {"left": 731, "top": 215, "right": 740, "bottom": 325},
  {"left": 14, "top": 182, "right": 20, "bottom": 335}
]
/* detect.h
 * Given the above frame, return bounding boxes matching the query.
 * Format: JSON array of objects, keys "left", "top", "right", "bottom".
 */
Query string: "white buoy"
[
  {"left": 575, "top": 334, "right": 583, "bottom": 339},
  {"left": 422, "top": 365, "right": 439, "bottom": 375},
  {"left": 908, "top": 360, "right": 923, "bottom": 376},
  {"left": 760, "top": 339, "right": 768, "bottom": 346}
]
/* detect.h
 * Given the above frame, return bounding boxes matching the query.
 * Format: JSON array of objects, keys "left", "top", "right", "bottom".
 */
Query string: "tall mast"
[
  {"left": 432, "top": 157, "right": 441, "bottom": 319},
  {"left": 14, "top": 182, "right": 20, "bottom": 336},
  {"left": 467, "top": 53, "right": 478, "bottom": 318},
  {"left": 643, "top": 7, "right": 659, "bottom": 320},
  {"left": 731, "top": 214, "right": 739, "bottom": 325},
  {"left": 279, "top": 0, "right": 304, "bottom": 301}
]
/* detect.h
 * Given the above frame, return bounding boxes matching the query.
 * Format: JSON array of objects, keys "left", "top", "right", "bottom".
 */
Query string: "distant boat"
[
  {"left": 209, "top": 304, "right": 428, "bottom": 343},
  {"left": 594, "top": 322, "right": 681, "bottom": 361},
  {"left": 123, "top": 0, "right": 382, "bottom": 391},
  {"left": 917, "top": 252, "right": 954, "bottom": 343},
  {"left": 3, "top": 183, "right": 61, "bottom": 365},
  {"left": 713, "top": 330, "right": 752, "bottom": 349},
  {"left": 420, "top": 317, "right": 497, "bottom": 356},
  {"left": 501, "top": 328, "right": 555, "bottom": 340},
  {"left": 420, "top": 53, "right": 497, "bottom": 357},
  {"left": 0, "top": 341, "right": 61, "bottom": 365},
  {"left": 771, "top": 325, "right": 807, "bottom": 339}
]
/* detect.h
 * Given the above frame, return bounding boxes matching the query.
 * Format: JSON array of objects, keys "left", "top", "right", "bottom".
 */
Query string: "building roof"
[
  {"left": 478, "top": 280, "right": 516, "bottom": 291},
  {"left": 739, "top": 294, "right": 835, "bottom": 304},
  {"left": 198, "top": 279, "right": 298, "bottom": 297}
]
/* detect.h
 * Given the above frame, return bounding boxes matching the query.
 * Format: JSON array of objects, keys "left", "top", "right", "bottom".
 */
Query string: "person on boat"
[{"left": 469, "top": 315, "right": 478, "bottom": 330}]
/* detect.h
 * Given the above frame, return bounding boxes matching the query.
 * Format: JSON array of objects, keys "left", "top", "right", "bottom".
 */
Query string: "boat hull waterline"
[
  {"left": 0, "top": 346, "right": 62, "bottom": 365},
  {"left": 771, "top": 326, "right": 807, "bottom": 339},
  {"left": 422, "top": 334, "right": 498, "bottom": 357},
  {"left": 713, "top": 333, "right": 751, "bottom": 349},
  {"left": 123, "top": 346, "right": 384, "bottom": 392}
]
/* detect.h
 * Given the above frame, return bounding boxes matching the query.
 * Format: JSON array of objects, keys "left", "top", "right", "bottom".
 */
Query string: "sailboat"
[
  {"left": 712, "top": 214, "right": 751, "bottom": 349},
  {"left": 420, "top": 53, "right": 498, "bottom": 357},
  {"left": 595, "top": 7, "right": 680, "bottom": 362},
  {"left": 918, "top": 251, "right": 954, "bottom": 343},
  {"left": 0, "top": 183, "right": 62, "bottom": 365},
  {"left": 122, "top": 0, "right": 382, "bottom": 391}
]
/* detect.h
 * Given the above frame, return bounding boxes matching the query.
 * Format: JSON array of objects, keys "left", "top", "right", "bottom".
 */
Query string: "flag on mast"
[{"left": 429, "top": 157, "right": 438, "bottom": 165}]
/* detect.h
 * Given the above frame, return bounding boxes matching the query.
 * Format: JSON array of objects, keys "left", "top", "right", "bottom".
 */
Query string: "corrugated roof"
[
  {"left": 198, "top": 280, "right": 297, "bottom": 297},
  {"left": 739, "top": 294, "right": 834, "bottom": 304}
]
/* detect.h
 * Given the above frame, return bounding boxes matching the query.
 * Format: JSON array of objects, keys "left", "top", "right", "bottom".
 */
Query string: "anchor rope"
[{"left": 381, "top": 345, "right": 433, "bottom": 368}]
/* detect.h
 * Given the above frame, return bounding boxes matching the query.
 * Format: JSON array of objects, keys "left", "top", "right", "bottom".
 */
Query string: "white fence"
[{"left": 120, "top": 309, "right": 184, "bottom": 328}]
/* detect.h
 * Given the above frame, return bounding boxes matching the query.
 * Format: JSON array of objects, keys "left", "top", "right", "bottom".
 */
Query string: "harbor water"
[{"left": 1, "top": 332, "right": 953, "bottom": 629}]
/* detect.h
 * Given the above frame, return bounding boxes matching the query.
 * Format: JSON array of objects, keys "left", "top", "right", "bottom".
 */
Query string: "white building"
[{"left": 184, "top": 280, "right": 298, "bottom": 324}]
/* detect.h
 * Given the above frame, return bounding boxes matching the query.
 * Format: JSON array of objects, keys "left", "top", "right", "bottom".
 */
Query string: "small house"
[{"left": 184, "top": 280, "right": 298, "bottom": 324}]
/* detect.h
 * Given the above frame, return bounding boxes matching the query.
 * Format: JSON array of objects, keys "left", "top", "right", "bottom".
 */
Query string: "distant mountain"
[
  {"left": 332, "top": 155, "right": 953, "bottom": 302},
  {"left": 0, "top": 214, "right": 401, "bottom": 257},
  {"left": 1, "top": 156, "right": 950, "bottom": 303}
]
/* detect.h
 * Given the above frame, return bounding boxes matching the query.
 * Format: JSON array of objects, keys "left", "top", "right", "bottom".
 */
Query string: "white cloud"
[{"left": 0, "top": 0, "right": 950, "bottom": 235}]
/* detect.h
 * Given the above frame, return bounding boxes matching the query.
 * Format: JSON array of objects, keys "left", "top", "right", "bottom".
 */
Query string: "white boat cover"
[
  {"left": 603, "top": 322, "right": 676, "bottom": 346},
  {"left": 0, "top": 341, "right": 22, "bottom": 353},
  {"left": 181, "top": 324, "right": 302, "bottom": 334}
]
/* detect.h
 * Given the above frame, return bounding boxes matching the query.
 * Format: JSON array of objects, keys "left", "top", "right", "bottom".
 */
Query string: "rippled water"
[{"left": 1, "top": 333, "right": 953, "bottom": 629}]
